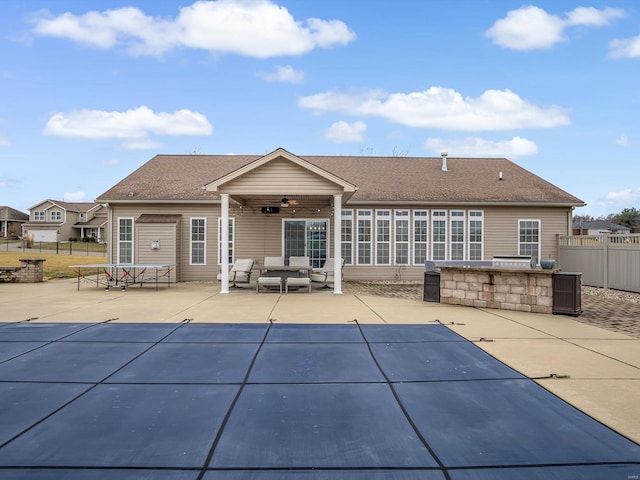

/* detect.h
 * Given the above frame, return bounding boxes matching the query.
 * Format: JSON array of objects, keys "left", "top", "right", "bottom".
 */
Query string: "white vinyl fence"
[{"left": 557, "top": 234, "right": 640, "bottom": 292}]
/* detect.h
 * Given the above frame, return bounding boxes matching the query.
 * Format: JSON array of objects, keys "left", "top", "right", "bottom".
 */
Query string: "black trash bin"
[
  {"left": 552, "top": 272, "right": 582, "bottom": 316},
  {"left": 423, "top": 271, "right": 440, "bottom": 303}
]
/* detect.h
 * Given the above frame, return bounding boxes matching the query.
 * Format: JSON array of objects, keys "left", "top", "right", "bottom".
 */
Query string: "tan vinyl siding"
[
  {"left": 135, "top": 223, "right": 178, "bottom": 282},
  {"left": 222, "top": 157, "right": 339, "bottom": 195},
  {"left": 108, "top": 203, "right": 572, "bottom": 282},
  {"left": 483, "top": 207, "right": 569, "bottom": 261},
  {"left": 233, "top": 214, "right": 283, "bottom": 266},
  {"left": 109, "top": 204, "right": 218, "bottom": 282}
]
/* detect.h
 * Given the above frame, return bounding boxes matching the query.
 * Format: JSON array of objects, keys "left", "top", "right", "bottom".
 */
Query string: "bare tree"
[{"left": 391, "top": 145, "right": 409, "bottom": 157}]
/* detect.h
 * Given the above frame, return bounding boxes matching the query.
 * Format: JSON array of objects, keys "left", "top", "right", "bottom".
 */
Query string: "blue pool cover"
[{"left": 0, "top": 321, "right": 639, "bottom": 479}]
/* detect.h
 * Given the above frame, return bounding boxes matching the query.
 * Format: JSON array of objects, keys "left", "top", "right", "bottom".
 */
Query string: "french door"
[{"left": 283, "top": 219, "right": 328, "bottom": 268}]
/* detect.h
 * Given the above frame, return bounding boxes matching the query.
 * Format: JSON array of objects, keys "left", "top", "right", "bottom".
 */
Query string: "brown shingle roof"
[
  {"left": 0, "top": 206, "right": 29, "bottom": 221},
  {"left": 73, "top": 217, "right": 108, "bottom": 227},
  {"left": 97, "top": 153, "right": 584, "bottom": 206},
  {"left": 50, "top": 201, "right": 100, "bottom": 212}
]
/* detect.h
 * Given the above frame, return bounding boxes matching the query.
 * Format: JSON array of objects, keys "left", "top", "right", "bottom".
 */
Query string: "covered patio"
[{"left": 205, "top": 149, "right": 357, "bottom": 295}]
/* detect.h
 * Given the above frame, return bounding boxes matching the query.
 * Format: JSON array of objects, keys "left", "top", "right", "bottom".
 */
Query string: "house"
[
  {"left": 572, "top": 220, "right": 631, "bottom": 236},
  {"left": 0, "top": 206, "right": 29, "bottom": 238},
  {"left": 22, "top": 200, "right": 106, "bottom": 243},
  {"left": 96, "top": 148, "right": 585, "bottom": 292}
]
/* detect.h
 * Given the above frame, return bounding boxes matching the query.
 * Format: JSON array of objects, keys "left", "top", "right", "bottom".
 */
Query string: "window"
[
  {"left": 50, "top": 211, "right": 62, "bottom": 221},
  {"left": 394, "top": 210, "right": 410, "bottom": 265},
  {"left": 450, "top": 211, "right": 465, "bottom": 260},
  {"left": 432, "top": 210, "right": 447, "bottom": 260},
  {"left": 469, "top": 211, "right": 484, "bottom": 260},
  {"left": 519, "top": 219, "right": 541, "bottom": 263},
  {"left": 375, "top": 210, "right": 391, "bottom": 265},
  {"left": 341, "top": 210, "right": 354, "bottom": 265},
  {"left": 356, "top": 210, "right": 372, "bottom": 265},
  {"left": 117, "top": 218, "right": 133, "bottom": 264},
  {"left": 190, "top": 218, "right": 206, "bottom": 265},
  {"left": 217, "top": 217, "right": 234, "bottom": 265},
  {"left": 413, "top": 210, "right": 429, "bottom": 265},
  {"left": 34, "top": 211, "right": 45, "bottom": 221}
]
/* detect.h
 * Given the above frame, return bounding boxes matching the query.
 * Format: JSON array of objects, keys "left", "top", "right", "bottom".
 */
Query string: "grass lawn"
[{"left": 0, "top": 252, "right": 107, "bottom": 280}]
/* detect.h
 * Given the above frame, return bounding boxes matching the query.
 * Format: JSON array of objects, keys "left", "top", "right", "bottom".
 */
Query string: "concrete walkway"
[{"left": 1, "top": 279, "right": 639, "bottom": 445}]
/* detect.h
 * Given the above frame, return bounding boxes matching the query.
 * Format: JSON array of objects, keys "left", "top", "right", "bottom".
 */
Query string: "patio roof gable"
[{"left": 204, "top": 148, "right": 357, "bottom": 196}]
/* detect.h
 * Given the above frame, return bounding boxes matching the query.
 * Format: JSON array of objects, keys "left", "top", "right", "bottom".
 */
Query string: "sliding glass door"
[{"left": 284, "top": 219, "right": 328, "bottom": 268}]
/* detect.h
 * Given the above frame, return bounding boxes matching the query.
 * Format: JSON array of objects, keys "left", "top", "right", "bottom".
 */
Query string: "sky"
[{"left": 1, "top": 0, "right": 639, "bottom": 218}]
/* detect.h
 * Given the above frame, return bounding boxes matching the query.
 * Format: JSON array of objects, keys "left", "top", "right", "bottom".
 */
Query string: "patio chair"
[
  {"left": 310, "top": 258, "right": 344, "bottom": 289},
  {"left": 286, "top": 256, "right": 311, "bottom": 293},
  {"left": 217, "top": 258, "right": 254, "bottom": 287},
  {"left": 256, "top": 256, "right": 285, "bottom": 293}
]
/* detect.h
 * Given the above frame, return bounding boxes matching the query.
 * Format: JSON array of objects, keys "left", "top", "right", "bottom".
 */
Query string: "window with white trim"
[
  {"left": 50, "top": 211, "right": 62, "bottom": 221},
  {"left": 217, "top": 217, "right": 234, "bottom": 265},
  {"left": 356, "top": 210, "right": 373, "bottom": 265},
  {"left": 190, "top": 218, "right": 206, "bottom": 265},
  {"left": 394, "top": 210, "right": 410, "bottom": 265},
  {"left": 117, "top": 217, "right": 133, "bottom": 264},
  {"left": 34, "top": 211, "right": 45, "bottom": 221},
  {"left": 375, "top": 210, "right": 391, "bottom": 265},
  {"left": 469, "top": 211, "right": 484, "bottom": 260},
  {"left": 341, "top": 210, "right": 354, "bottom": 265},
  {"left": 450, "top": 210, "right": 465, "bottom": 260},
  {"left": 413, "top": 210, "right": 429, "bottom": 265},
  {"left": 432, "top": 210, "right": 447, "bottom": 260},
  {"left": 519, "top": 219, "right": 541, "bottom": 263}
]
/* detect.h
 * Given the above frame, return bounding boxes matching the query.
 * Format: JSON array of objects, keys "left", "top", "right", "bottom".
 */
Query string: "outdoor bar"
[{"left": 438, "top": 266, "right": 555, "bottom": 314}]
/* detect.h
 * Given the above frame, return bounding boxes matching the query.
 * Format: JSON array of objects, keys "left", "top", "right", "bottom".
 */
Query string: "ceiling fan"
[{"left": 280, "top": 195, "right": 298, "bottom": 207}]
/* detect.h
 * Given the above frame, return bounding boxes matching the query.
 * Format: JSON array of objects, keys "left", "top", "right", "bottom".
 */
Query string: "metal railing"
[{"left": 2, "top": 239, "right": 107, "bottom": 256}]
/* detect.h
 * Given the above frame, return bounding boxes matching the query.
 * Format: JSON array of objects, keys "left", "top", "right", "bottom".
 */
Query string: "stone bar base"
[
  {"left": 0, "top": 258, "right": 46, "bottom": 283},
  {"left": 439, "top": 266, "right": 554, "bottom": 314}
]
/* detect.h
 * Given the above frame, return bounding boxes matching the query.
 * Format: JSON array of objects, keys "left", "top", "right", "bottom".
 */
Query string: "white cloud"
[
  {"left": 486, "top": 5, "right": 625, "bottom": 51},
  {"left": 43, "top": 106, "right": 212, "bottom": 148},
  {"left": 616, "top": 134, "right": 631, "bottom": 146},
  {"left": 31, "top": 0, "right": 356, "bottom": 58},
  {"left": 609, "top": 35, "right": 640, "bottom": 58},
  {"left": 324, "top": 121, "right": 366, "bottom": 143},
  {"left": 258, "top": 65, "right": 304, "bottom": 83},
  {"left": 423, "top": 136, "right": 538, "bottom": 158},
  {"left": 0, "top": 134, "right": 10, "bottom": 146},
  {"left": 486, "top": 6, "right": 565, "bottom": 50},
  {"left": 299, "top": 87, "right": 570, "bottom": 131},
  {"left": 62, "top": 191, "right": 86, "bottom": 201},
  {"left": 565, "top": 6, "right": 625, "bottom": 27},
  {"left": 597, "top": 187, "right": 640, "bottom": 208}
]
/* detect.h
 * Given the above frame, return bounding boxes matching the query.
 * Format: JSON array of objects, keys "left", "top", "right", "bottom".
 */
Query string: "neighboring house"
[
  {"left": 97, "top": 148, "right": 584, "bottom": 291},
  {"left": 22, "top": 200, "right": 106, "bottom": 242},
  {"left": 0, "top": 206, "right": 29, "bottom": 238},
  {"left": 572, "top": 220, "right": 631, "bottom": 236},
  {"left": 73, "top": 204, "right": 108, "bottom": 242}
]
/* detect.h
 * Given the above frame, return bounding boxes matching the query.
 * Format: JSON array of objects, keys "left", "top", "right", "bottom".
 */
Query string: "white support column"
[
  {"left": 220, "top": 194, "right": 230, "bottom": 294},
  {"left": 333, "top": 194, "right": 343, "bottom": 294}
]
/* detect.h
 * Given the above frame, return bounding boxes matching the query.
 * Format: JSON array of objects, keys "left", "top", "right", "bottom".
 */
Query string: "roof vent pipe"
[{"left": 440, "top": 152, "right": 448, "bottom": 172}]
